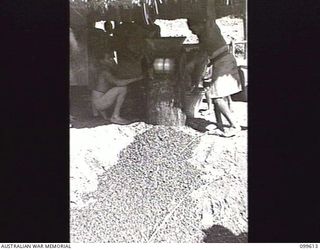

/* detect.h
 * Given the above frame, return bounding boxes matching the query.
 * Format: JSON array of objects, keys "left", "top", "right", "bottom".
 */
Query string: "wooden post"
[
  {"left": 242, "top": 14, "right": 247, "bottom": 40},
  {"left": 146, "top": 38, "right": 187, "bottom": 126},
  {"left": 147, "top": 75, "right": 186, "bottom": 126},
  {"left": 207, "top": 0, "right": 217, "bottom": 20}
]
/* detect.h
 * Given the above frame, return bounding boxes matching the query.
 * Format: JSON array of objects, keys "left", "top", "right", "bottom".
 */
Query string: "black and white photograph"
[
  {"left": 69, "top": 0, "right": 248, "bottom": 243},
  {"left": 3, "top": 0, "right": 320, "bottom": 245}
]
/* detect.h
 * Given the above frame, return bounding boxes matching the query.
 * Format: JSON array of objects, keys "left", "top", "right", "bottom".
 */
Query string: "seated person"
[{"left": 90, "top": 51, "right": 143, "bottom": 125}]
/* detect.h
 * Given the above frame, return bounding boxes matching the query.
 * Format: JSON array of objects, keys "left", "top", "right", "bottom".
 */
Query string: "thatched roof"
[{"left": 70, "top": 0, "right": 246, "bottom": 24}]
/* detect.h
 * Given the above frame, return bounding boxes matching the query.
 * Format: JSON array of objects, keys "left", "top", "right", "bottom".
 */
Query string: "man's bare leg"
[
  {"left": 213, "top": 97, "right": 241, "bottom": 137},
  {"left": 213, "top": 98, "right": 237, "bottom": 127},
  {"left": 207, "top": 97, "right": 224, "bottom": 135},
  {"left": 225, "top": 95, "right": 233, "bottom": 113},
  {"left": 202, "top": 92, "right": 214, "bottom": 116},
  {"left": 91, "top": 91, "right": 107, "bottom": 118},
  {"left": 213, "top": 102, "right": 224, "bottom": 131},
  {"left": 92, "top": 87, "right": 126, "bottom": 121},
  {"left": 110, "top": 87, "right": 130, "bottom": 124}
]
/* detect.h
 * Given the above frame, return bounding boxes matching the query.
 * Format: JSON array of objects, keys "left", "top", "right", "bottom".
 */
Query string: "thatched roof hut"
[
  {"left": 70, "top": 0, "right": 246, "bottom": 90},
  {"left": 70, "top": 0, "right": 246, "bottom": 26}
]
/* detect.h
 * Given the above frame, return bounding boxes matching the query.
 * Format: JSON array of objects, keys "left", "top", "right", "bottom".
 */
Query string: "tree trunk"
[
  {"left": 147, "top": 75, "right": 186, "bottom": 126},
  {"left": 146, "top": 50, "right": 187, "bottom": 126},
  {"left": 144, "top": 37, "right": 188, "bottom": 126}
]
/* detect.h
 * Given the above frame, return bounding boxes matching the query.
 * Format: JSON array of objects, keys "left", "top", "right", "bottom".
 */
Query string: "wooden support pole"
[
  {"left": 206, "top": 0, "right": 217, "bottom": 20},
  {"left": 147, "top": 76, "right": 186, "bottom": 126}
]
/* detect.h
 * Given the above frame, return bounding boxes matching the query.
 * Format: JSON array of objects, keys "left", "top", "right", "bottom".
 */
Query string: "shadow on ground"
[
  {"left": 70, "top": 86, "right": 248, "bottom": 131},
  {"left": 203, "top": 225, "right": 247, "bottom": 243},
  {"left": 186, "top": 117, "right": 214, "bottom": 133}
]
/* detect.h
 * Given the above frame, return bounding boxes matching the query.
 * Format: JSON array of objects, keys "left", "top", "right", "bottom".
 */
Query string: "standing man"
[{"left": 187, "top": 17, "right": 242, "bottom": 137}]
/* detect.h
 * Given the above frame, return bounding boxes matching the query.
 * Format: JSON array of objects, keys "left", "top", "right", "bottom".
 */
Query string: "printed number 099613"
[{"left": 300, "top": 244, "right": 319, "bottom": 248}]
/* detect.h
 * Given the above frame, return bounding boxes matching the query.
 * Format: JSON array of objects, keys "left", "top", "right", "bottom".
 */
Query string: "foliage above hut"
[{"left": 70, "top": 0, "right": 246, "bottom": 23}]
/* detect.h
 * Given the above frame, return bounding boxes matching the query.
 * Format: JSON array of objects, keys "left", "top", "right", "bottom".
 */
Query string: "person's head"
[{"left": 187, "top": 18, "right": 206, "bottom": 35}]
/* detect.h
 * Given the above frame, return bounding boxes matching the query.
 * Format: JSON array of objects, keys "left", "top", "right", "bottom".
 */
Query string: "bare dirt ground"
[
  {"left": 70, "top": 86, "right": 247, "bottom": 243},
  {"left": 70, "top": 15, "right": 247, "bottom": 243}
]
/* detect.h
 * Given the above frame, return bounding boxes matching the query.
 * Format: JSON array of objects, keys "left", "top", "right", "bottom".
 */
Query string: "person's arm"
[{"left": 104, "top": 70, "right": 144, "bottom": 87}]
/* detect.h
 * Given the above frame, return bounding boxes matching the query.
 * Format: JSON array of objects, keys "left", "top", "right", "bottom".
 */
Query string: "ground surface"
[
  {"left": 70, "top": 15, "right": 247, "bottom": 243},
  {"left": 70, "top": 86, "right": 247, "bottom": 243}
]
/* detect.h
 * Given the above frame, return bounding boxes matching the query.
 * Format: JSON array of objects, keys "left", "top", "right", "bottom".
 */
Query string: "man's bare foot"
[
  {"left": 206, "top": 124, "right": 224, "bottom": 135},
  {"left": 110, "top": 116, "right": 131, "bottom": 125},
  {"left": 207, "top": 124, "right": 225, "bottom": 135},
  {"left": 201, "top": 110, "right": 214, "bottom": 116},
  {"left": 222, "top": 125, "right": 241, "bottom": 137},
  {"left": 207, "top": 128, "right": 224, "bottom": 136}
]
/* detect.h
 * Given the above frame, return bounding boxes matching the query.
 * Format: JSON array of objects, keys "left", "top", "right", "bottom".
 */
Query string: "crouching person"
[{"left": 90, "top": 51, "right": 143, "bottom": 125}]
